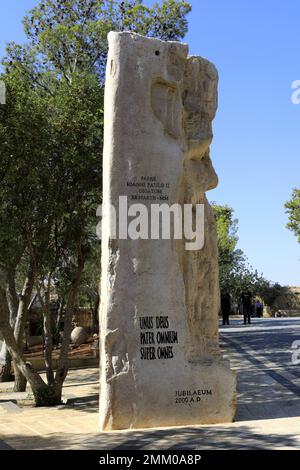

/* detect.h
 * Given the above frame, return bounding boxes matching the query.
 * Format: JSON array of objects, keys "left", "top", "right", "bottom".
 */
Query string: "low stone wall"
[{"left": 24, "top": 356, "right": 98, "bottom": 372}]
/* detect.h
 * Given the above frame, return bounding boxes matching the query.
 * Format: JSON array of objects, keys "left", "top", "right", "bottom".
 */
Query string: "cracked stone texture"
[{"left": 99, "top": 32, "right": 236, "bottom": 431}]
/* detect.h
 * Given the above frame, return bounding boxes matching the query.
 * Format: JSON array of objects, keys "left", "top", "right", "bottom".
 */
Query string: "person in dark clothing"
[
  {"left": 241, "top": 290, "right": 252, "bottom": 324},
  {"left": 221, "top": 292, "right": 231, "bottom": 325},
  {"left": 255, "top": 299, "right": 263, "bottom": 318}
]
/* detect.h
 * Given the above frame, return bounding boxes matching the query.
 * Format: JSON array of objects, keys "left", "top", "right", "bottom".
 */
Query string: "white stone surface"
[
  {"left": 99, "top": 32, "right": 236, "bottom": 431},
  {"left": 71, "top": 327, "right": 87, "bottom": 346},
  {"left": 0, "top": 401, "right": 22, "bottom": 414}
]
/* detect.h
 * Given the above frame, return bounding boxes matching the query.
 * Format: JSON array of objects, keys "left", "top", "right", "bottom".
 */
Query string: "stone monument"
[{"left": 99, "top": 31, "right": 236, "bottom": 431}]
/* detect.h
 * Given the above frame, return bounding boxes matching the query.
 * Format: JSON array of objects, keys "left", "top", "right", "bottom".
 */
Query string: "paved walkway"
[
  {"left": 221, "top": 317, "right": 300, "bottom": 422},
  {"left": 1, "top": 318, "right": 300, "bottom": 450}
]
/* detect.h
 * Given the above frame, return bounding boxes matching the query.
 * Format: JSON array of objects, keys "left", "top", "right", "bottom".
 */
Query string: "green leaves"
[
  {"left": 149, "top": 0, "right": 191, "bottom": 41},
  {"left": 20, "top": 0, "right": 191, "bottom": 82},
  {"left": 285, "top": 189, "right": 300, "bottom": 244},
  {"left": 0, "top": 65, "right": 102, "bottom": 282},
  {"left": 213, "top": 204, "right": 239, "bottom": 267},
  {"left": 0, "top": 0, "right": 191, "bottom": 303},
  {"left": 212, "top": 203, "right": 267, "bottom": 298}
]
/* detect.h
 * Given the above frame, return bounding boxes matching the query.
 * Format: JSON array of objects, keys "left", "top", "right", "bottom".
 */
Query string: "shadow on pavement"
[{"left": 2, "top": 424, "right": 299, "bottom": 450}]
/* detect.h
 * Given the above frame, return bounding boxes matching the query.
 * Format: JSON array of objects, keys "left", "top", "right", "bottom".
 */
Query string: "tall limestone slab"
[{"left": 99, "top": 31, "right": 236, "bottom": 431}]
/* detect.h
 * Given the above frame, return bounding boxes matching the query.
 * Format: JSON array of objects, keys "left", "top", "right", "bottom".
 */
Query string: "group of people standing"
[{"left": 221, "top": 291, "right": 263, "bottom": 325}]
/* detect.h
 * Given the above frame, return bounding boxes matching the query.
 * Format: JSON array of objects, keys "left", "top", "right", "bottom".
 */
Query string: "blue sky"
[{"left": 0, "top": 0, "right": 299, "bottom": 286}]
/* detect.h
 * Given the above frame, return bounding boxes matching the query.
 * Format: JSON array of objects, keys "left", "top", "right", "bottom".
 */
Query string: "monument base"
[{"left": 99, "top": 359, "right": 236, "bottom": 431}]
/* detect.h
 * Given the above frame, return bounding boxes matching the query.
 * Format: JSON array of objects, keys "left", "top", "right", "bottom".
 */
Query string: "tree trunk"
[
  {"left": 13, "top": 365, "right": 27, "bottom": 392},
  {"left": 0, "top": 269, "right": 18, "bottom": 382},
  {"left": 0, "top": 343, "right": 13, "bottom": 382},
  {"left": 6, "top": 269, "right": 18, "bottom": 325},
  {"left": 56, "top": 299, "right": 65, "bottom": 331},
  {"left": 37, "top": 273, "right": 54, "bottom": 385},
  {"left": 55, "top": 251, "right": 85, "bottom": 392},
  {"left": 37, "top": 278, "right": 55, "bottom": 387},
  {"left": 13, "top": 261, "right": 35, "bottom": 392},
  {"left": 14, "top": 261, "right": 35, "bottom": 348},
  {"left": 92, "top": 292, "right": 100, "bottom": 334},
  {"left": 0, "top": 288, "right": 61, "bottom": 406},
  {"left": 53, "top": 299, "right": 64, "bottom": 346},
  {"left": 43, "top": 308, "right": 54, "bottom": 386}
]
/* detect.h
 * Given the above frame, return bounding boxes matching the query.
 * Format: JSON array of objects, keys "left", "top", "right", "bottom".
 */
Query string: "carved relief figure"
[{"left": 151, "top": 45, "right": 220, "bottom": 361}]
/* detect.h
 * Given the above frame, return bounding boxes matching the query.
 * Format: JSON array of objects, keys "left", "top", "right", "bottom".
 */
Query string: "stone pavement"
[{"left": 1, "top": 318, "right": 300, "bottom": 450}]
